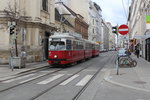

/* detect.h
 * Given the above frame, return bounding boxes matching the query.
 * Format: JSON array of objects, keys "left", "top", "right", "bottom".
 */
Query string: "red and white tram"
[{"left": 48, "top": 32, "right": 99, "bottom": 65}]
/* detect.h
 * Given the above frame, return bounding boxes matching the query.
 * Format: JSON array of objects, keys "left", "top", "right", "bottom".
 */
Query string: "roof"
[{"left": 50, "top": 32, "right": 75, "bottom": 39}]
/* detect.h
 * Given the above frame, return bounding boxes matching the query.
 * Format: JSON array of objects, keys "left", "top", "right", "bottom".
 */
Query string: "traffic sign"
[{"left": 118, "top": 24, "right": 129, "bottom": 35}]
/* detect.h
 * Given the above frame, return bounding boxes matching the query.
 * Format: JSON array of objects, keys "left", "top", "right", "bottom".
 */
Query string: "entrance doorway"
[
  {"left": 43, "top": 32, "right": 51, "bottom": 60},
  {"left": 145, "top": 38, "right": 150, "bottom": 62}
]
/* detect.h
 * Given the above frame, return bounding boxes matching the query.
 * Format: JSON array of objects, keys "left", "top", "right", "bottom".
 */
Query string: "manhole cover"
[{"left": 133, "top": 81, "right": 147, "bottom": 84}]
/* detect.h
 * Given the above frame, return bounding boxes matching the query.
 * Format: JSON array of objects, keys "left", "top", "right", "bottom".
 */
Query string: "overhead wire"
[{"left": 122, "top": 0, "right": 128, "bottom": 19}]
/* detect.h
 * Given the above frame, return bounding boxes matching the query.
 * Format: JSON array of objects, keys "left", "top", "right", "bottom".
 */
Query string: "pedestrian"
[
  {"left": 125, "top": 49, "right": 131, "bottom": 57},
  {"left": 135, "top": 44, "right": 140, "bottom": 58}
]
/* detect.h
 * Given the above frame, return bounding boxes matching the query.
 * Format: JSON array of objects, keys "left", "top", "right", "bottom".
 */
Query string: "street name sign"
[{"left": 118, "top": 24, "right": 129, "bottom": 35}]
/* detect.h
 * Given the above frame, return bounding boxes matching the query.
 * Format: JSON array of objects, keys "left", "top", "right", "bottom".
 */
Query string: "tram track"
[
  {"left": 0, "top": 53, "right": 113, "bottom": 100},
  {"left": 0, "top": 57, "right": 94, "bottom": 94},
  {"left": 0, "top": 67, "right": 64, "bottom": 93},
  {"left": 28, "top": 56, "right": 103, "bottom": 100},
  {"left": 29, "top": 54, "right": 111, "bottom": 100},
  {"left": 0, "top": 65, "right": 50, "bottom": 82},
  {"left": 72, "top": 53, "right": 114, "bottom": 100}
]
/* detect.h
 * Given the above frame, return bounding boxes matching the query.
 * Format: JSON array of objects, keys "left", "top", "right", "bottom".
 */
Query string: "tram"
[{"left": 48, "top": 32, "right": 100, "bottom": 65}]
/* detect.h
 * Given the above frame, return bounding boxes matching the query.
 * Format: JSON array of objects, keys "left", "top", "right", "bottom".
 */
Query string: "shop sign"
[{"left": 146, "top": 15, "right": 150, "bottom": 23}]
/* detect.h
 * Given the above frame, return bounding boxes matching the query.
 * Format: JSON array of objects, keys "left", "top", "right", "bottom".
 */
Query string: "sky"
[{"left": 92, "top": 0, "right": 131, "bottom": 26}]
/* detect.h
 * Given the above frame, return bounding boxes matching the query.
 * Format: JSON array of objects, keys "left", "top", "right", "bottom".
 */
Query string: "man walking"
[{"left": 135, "top": 43, "right": 140, "bottom": 58}]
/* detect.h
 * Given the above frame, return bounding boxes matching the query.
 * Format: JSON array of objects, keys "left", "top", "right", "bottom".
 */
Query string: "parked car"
[{"left": 118, "top": 48, "right": 127, "bottom": 56}]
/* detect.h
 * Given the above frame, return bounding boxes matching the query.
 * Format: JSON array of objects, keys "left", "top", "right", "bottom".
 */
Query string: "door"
[
  {"left": 145, "top": 38, "right": 150, "bottom": 62},
  {"left": 43, "top": 32, "right": 50, "bottom": 60}
]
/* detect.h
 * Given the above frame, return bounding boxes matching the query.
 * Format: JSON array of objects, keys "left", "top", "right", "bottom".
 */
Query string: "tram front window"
[{"left": 49, "top": 41, "right": 65, "bottom": 50}]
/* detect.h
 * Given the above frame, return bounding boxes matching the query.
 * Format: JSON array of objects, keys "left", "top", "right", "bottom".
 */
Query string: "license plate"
[{"left": 53, "top": 61, "right": 59, "bottom": 64}]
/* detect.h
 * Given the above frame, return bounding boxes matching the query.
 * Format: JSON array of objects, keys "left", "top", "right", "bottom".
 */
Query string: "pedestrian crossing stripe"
[
  {"left": 60, "top": 74, "right": 79, "bottom": 85},
  {"left": 2, "top": 74, "right": 35, "bottom": 83},
  {"left": 1, "top": 74, "right": 94, "bottom": 87},
  {"left": 37, "top": 74, "right": 65, "bottom": 85},
  {"left": 76, "top": 75, "right": 93, "bottom": 86},
  {"left": 19, "top": 73, "right": 47, "bottom": 84}
]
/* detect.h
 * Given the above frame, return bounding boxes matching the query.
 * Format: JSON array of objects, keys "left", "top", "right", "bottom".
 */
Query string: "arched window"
[{"left": 42, "top": 0, "right": 48, "bottom": 11}]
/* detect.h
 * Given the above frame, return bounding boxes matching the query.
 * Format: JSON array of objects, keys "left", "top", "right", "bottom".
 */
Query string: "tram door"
[
  {"left": 43, "top": 32, "right": 50, "bottom": 60},
  {"left": 145, "top": 38, "right": 150, "bottom": 62}
]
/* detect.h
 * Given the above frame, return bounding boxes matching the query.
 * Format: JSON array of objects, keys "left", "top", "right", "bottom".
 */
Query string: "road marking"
[
  {"left": 60, "top": 74, "right": 79, "bottom": 85},
  {"left": 2, "top": 74, "right": 35, "bottom": 83},
  {"left": 83, "top": 69, "right": 97, "bottom": 72},
  {"left": 40, "top": 71, "right": 54, "bottom": 73},
  {"left": 37, "top": 74, "right": 64, "bottom": 85},
  {"left": 76, "top": 75, "right": 93, "bottom": 86},
  {"left": 19, "top": 74, "right": 47, "bottom": 84}
]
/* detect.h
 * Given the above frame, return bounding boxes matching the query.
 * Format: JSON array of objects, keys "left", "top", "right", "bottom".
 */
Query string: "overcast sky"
[{"left": 92, "top": 0, "right": 131, "bottom": 26}]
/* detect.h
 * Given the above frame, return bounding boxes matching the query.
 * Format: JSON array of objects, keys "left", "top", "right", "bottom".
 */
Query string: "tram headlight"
[{"left": 54, "top": 55, "right": 58, "bottom": 58}]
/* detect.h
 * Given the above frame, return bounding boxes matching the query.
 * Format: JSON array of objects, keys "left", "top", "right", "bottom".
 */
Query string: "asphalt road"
[{"left": 1, "top": 51, "right": 147, "bottom": 100}]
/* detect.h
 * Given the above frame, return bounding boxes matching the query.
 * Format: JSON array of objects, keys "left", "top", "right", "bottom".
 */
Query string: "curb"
[
  {"left": 0, "top": 63, "right": 49, "bottom": 81},
  {"left": 104, "top": 70, "right": 150, "bottom": 93},
  {"left": 17, "top": 64, "right": 49, "bottom": 75}
]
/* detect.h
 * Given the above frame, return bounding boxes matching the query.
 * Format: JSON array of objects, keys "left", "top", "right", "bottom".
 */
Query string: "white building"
[
  {"left": 88, "top": 1, "right": 102, "bottom": 42},
  {"left": 69, "top": 0, "right": 103, "bottom": 43},
  {"left": 128, "top": 0, "right": 150, "bottom": 61},
  {"left": 107, "top": 22, "right": 116, "bottom": 50},
  {"left": 101, "top": 19, "right": 109, "bottom": 51}
]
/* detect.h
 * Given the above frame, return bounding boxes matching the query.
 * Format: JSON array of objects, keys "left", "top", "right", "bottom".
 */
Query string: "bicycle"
[{"left": 118, "top": 56, "right": 137, "bottom": 67}]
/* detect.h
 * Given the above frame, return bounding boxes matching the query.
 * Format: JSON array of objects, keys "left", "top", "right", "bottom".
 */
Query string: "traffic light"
[
  {"left": 112, "top": 26, "right": 118, "bottom": 34},
  {"left": 10, "top": 25, "right": 15, "bottom": 35}
]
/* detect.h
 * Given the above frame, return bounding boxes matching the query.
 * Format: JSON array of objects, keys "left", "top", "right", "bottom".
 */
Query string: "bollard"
[
  {"left": 9, "top": 57, "right": 14, "bottom": 71},
  {"left": 116, "top": 56, "right": 119, "bottom": 75}
]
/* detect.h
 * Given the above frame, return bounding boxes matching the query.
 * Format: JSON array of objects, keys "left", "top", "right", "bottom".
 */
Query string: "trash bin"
[{"left": 9, "top": 56, "right": 26, "bottom": 69}]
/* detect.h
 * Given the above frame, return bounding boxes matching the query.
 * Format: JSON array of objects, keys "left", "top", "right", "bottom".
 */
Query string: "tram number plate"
[{"left": 53, "top": 61, "right": 59, "bottom": 64}]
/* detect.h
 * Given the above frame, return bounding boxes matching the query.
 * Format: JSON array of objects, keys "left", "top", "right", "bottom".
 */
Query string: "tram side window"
[
  {"left": 86, "top": 43, "right": 92, "bottom": 50},
  {"left": 92, "top": 44, "right": 95, "bottom": 49},
  {"left": 85, "top": 43, "right": 89, "bottom": 50},
  {"left": 66, "top": 40, "right": 72, "bottom": 50},
  {"left": 73, "top": 41, "right": 76, "bottom": 50},
  {"left": 78, "top": 42, "right": 83, "bottom": 50}
]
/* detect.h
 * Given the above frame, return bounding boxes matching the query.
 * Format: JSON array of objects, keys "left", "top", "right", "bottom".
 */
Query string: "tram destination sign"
[{"left": 118, "top": 24, "right": 129, "bottom": 35}]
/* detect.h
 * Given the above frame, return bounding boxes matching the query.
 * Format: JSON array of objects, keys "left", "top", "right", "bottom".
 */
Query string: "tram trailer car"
[
  {"left": 92, "top": 42, "right": 100, "bottom": 57},
  {"left": 48, "top": 33, "right": 100, "bottom": 65}
]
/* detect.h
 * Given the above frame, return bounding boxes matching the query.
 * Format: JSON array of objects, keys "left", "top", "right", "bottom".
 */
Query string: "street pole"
[
  {"left": 116, "top": 34, "right": 119, "bottom": 75},
  {"left": 15, "top": 38, "right": 18, "bottom": 57}
]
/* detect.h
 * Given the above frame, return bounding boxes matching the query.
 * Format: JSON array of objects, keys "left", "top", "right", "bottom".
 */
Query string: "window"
[
  {"left": 93, "top": 28, "right": 95, "bottom": 33},
  {"left": 78, "top": 42, "right": 84, "bottom": 50},
  {"left": 66, "top": 40, "right": 72, "bottom": 50},
  {"left": 42, "top": 0, "right": 48, "bottom": 11},
  {"left": 93, "top": 19, "right": 95, "bottom": 25},
  {"left": 73, "top": 41, "right": 77, "bottom": 50},
  {"left": 49, "top": 41, "right": 65, "bottom": 50}
]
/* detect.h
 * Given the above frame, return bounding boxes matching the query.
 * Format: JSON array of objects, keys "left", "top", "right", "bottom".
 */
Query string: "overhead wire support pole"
[{"left": 122, "top": 0, "right": 128, "bottom": 19}]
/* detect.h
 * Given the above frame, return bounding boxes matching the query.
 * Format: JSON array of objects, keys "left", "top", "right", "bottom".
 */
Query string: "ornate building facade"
[{"left": 0, "top": 0, "right": 56, "bottom": 63}]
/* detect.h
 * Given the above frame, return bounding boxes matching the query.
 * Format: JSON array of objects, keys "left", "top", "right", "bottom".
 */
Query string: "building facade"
[
  {"left": 55, "top": 0, "right": 89, "bottom": 39},
  {"left": 101, "top": 20, "right": 109, "bottom": 51},
  {"left": 107, "top": 22, "right": 116, "bottom": 50},
  {"left": 0, "top": 0, "right": 56, "bottom": 64},
  {"left": 88, "top": 1, "right": 102, "bottom": 42},
  {"left": 0, "top": 0, "right": 89, "bottom": 64},
  {"left": 128, "top": 0, "right": 150, "bottom": 61},
  {"left": 69, "top": 0, "right": 103, "bottom": 43}
]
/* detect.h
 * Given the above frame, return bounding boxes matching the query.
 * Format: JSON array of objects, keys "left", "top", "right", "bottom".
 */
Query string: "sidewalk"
[
  {"left": 104, "top": 55, "right": 150, "bottom": 92},
  {"left": 0, "top": 61, "right": 49, "bottom": 81}
]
